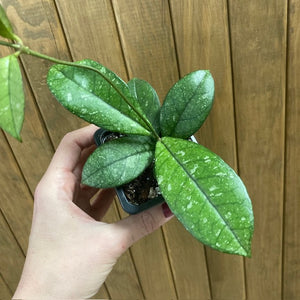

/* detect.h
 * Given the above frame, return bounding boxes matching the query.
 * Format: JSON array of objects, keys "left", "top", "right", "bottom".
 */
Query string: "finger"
[
  {"left": 90, "top": 188, "right": 116, "bottom": 221},
  {"left": 114, "top": 202, "right": 174, "bottom": 248},
  {"left": 49, "top": 125, "right": 99, "bottom": 172},
  {"left": 73, "top": 144, "right": 97, "bottom": 180}
]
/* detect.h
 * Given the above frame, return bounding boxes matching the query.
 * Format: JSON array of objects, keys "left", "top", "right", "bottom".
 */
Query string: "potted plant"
[
  {"left": 93, "top": 128, "right": 199, "bottom": 214},
  {"left": 0, "top": 5, "right": 254, "bottom": 257},
  {"left": 93, "top": 128, "right": 164, "bottom": 214}
]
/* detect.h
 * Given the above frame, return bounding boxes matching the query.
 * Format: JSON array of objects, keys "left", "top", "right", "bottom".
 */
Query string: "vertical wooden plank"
[
  {"left": 0, "top": 131, "right": 33, "bottom": 252},
  {"left": 55, "top": 1, "right": 145, "bottom": 297},
  {"left": 169, "top": 1, "right": 245, "bottom": 298},
  {"left": 112, "top": 0, "right": 178, "bottom": 99},
  {"left": 0, "top": 274, "right": 12, "bottom": 299},
  {"left": 120, "top": 225, "right": 176, "bottom": 298},
  {"left": 228, "top": 1, "right": 287, "bottom": 299},
  {"left": 111, "top": 1, "right": 178, "bottom": 298},
  {"left": 55, "top": 0, "right": 127, "bottom": 78},
  {"left": 0, "top": 131, "right": 29, "bottom": 294},
  {"left": 283, "top": 1, "right": 300, "bottom": 298},
  {"left": 0, "top": 211, "right": 25, "bottom": 293},
  {"left": 163, "top": 218, "right": 210, "bottom": 300}
]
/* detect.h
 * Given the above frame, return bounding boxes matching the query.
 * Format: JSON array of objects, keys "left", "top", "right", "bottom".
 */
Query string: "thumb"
[{"left": 115, "top": 202, "right": 174, "bottom": 247}]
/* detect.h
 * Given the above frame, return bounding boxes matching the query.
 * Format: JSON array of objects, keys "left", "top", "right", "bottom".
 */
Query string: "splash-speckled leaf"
[
  {"left": 128, "top": 78, "right": 161, "bottom": 133},
  {"left": 82, "top": 136, "right": 155, "bottom": 188},
  {"left": 0, "top": 55, "right": 24, "bottom": 141},
  {"left": 155, "top": 137, "right": 253, "bottom": 256},
  {"left": 160, "top": 70, "right": 214, "bottom": 139},
  {"left": 0, "top": 5, "right": 15, "bottom": 39},
  {"left": 47, "top": 59, "right": 151, "bottom": 136}
]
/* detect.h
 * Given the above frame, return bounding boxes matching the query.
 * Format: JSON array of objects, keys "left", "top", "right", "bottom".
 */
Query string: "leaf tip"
[
  {"left": 245, "top": 248, "right": 252, "bottom": 258},
  {"left": 0, "top": 4, "right": 16, "bottom": 40},
  {"left": 16, "top": 134, "right": 22, "bottom": 142},
  {"left": 237, "top": 243, "right": 252, "bottom": 257},
  {"left": 10, "top": 129, "right": 22, "bottom": 142}
]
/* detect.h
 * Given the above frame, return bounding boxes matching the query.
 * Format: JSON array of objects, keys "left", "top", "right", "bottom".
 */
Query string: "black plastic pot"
[{"left": 93, "top": 128, "right": 164, "bottom": 214}]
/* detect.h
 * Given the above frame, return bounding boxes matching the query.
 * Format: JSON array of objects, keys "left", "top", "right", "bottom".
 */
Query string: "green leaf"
[
  {"left": 0, "top": 55, "right": 24, "bottom": 141},
  {"left": 0, "top": 5, "right": 15, "bottom": 39},
  {"left": 160, "top": 70, "right": 214, "bottom": 139},
  {"left": 128, "top": 78, "right": 161, "bottom": 133},
  {"left": 47, "top": 59, "right": 151, "bottom": 136},
  {"left": 82, "top": 136, "right": 155, "bottom": 188},
  {"left": 155, "top": 137, "right": 253, "bottom": 256}
]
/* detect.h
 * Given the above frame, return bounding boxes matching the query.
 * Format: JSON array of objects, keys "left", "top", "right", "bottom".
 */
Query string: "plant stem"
[
  {"left": 0, "top": 40, "right": 160, "bottom": 140},
  {"left": 0, "top": 40, "right": 20, "bottom": 49}
]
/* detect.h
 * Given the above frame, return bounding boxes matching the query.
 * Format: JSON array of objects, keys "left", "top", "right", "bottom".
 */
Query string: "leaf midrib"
[
  {"left": 53, "top": 64, "right": 156, "bottom": 136},
  {"left": 160, "top": 139, "right": 248, "bottom": 254},
  {"left": 54, "top": 67, "right": 150, "bottom": 132},
  {"left": 82, "top": 147, "right": 152, "bottom": 183},
  {"left": 169, "top": 71, "right": 210, "bottom": 136}
]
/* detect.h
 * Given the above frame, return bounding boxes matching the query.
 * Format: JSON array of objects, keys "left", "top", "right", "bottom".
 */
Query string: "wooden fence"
[{"left": 0, "top": 0, "right": 299, "bottom": 299}]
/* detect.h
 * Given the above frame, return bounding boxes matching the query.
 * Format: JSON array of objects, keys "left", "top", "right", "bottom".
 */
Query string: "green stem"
[
  {"left": 0, "top": 40, "right": 160, "bottom": 140},
  {"left": 0, "top": 40, "right": 20, "bottom": 49}
]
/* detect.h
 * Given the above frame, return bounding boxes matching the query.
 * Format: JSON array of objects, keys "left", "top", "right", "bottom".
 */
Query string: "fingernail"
[{"left": 162, "top": 202, "right": 173, "bottom": 218}]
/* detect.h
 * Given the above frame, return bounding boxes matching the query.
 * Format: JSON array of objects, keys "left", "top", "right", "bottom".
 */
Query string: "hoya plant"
[{"left": 0, "top": 5, "right": 253, "bottom": 257}]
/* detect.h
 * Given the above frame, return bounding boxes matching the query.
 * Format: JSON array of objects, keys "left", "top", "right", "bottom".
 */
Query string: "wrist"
[
  {"left": 13, "top": 264, "right": 57, "bottom": 298},
  {"left": 13, "top": 253, "right": 76, "bottom": 298}
]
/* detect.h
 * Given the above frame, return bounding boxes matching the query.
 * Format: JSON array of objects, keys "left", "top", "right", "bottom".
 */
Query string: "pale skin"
[{"left": 13, "top": 125, "right": 173, "bottom": 299}]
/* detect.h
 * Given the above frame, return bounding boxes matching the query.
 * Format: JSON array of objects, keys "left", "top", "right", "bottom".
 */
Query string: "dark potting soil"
[
  {"left": 101, "top": 131, "right": 161, "bottom": 206},
  {"left": 122, "top": 164, "right": 161, "bottom": 205}
]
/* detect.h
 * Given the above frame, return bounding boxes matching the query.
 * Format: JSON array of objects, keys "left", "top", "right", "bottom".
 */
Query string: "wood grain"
[
  {"left": 128, "top": 228, "right": 176, "bottom": 298},
  {"left": 112, "top": 0, "right": 178, "bottom": 99},
  {"left": 169, "top": 1, "right": 245, "bottom": 298},
  {"left": 55, "top": 0, "right": 128, "bottom": 78},
  {"left": 0, "top": 130, "right": 33, "bottom": 252},
  {"left": 228, "top": 1, "right": 287, "bottom": 299},
  {"left": 111, "top": 1, "right": 178, "bottom": 298},
  {"left": 163, "top": 218, "right": 210, "bottom": 300},
  {"left": 1, "top": 0, "right": 298, "bottom": 299},
  {"left": 0, "top": 129, "right": 32, "bottom": 292},
  {"left": 0, "top": 210, "right": 25, "bottom": 293},
  {"left": 92, "top": 286, "right": 110, "bottom": 300},
  {"left": 283, "top": 1, "right": 300, "bottom": 298},
  {"left": 0, "top": 274, "right": 12, "bottom": 299}
]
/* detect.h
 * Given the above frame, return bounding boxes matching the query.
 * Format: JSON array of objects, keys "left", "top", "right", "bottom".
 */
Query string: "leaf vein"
[{"left": 161, "top": 139, "right": 248, "bottom": 252}]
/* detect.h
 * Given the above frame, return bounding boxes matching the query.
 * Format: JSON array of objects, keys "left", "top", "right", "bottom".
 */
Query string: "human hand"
[{"left": 13, "top": 125, "right": 174, "bottom": 299}]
